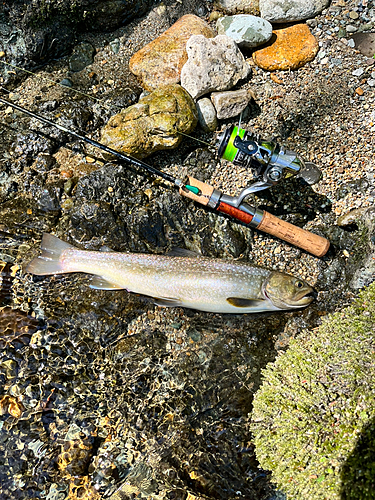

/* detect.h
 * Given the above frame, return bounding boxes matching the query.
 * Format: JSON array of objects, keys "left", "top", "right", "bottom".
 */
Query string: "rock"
[
  {"left": 349, "top": 33, "right": 375, "bottom": 58},
  {"left": 216, "top": 14, "right": 272, "bottom": 48},
  {"left": 180, "top": 35, "right": 250, "bottom": 99},
  {"left": 216, "top": 14, "right": 272, "bottom": 49},
  {"left": 211, "top": 89, "right": 255, "bottom": 119},
  {"left": 259, "top": 0, "right": 330, "bottom": 23},
  {"left": 252, "top": 24, "right": 319, "bottom": 71},
  {"left": 213, "top": 0, "right": 260, "bottom": 15},
  {"left": 69, "top": 42, "right": 95, "bottom": 72},
  {"left": 129, "top": 14, "right": 215, "bottom": 91},
  {"left": 0, "top": 0, "right": 155, "bottom": 82},
  {"left": 100, "top": 84, "right": 198, "bottom": 159},
  {"left": 196, "top": 98, "right": 218, "bottom": 132}
]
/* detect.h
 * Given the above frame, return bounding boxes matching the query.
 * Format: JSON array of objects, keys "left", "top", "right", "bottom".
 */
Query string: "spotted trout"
[{"left": 26, "top": 233, "right": 315, "bottom": 314}]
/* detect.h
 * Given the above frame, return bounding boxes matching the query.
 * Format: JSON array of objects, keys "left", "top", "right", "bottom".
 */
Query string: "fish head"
[{"left": 263, "top": 272, "right": 316, "bottom": 310}]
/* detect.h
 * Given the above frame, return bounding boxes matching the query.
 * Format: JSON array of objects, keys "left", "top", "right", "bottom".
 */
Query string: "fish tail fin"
[{"left": 26, "top": 233, "right": 73, "bottom": 276}]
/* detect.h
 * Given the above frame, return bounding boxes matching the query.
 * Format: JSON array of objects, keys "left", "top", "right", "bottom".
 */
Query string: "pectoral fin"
[
  {"left": 154, "top": 297, "right": 184, "bottom": 307},
  {"left": 226, "top": 297, "right": 266, "bottom": 308},
  {"left": 90, "top": 276, "right": 124, "bottom": 290}
]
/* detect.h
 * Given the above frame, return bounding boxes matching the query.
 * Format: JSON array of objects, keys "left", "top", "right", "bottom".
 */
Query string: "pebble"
[
  {"left": 352, "top": 67, "right": 364, "bottom": 76},
  {"left": 181, "top": 34, "right": 250, "bottom": 99},
  {"left": 349, "top": 11, "right": 359, "bottom": 19},
  {"left": 128, "top": 14, "right": 215, "bottom": 91},
  {"left": 211, "top": 88, "right": 254, "bottom": 119},
  {"left": 196, "top": 97, "right": 218, "bottom": 132},
  {"left": 216, "top": 14, "right": 273, "bottom": 49},
  {"left": 252, "top": 24, "right": 319, "bottom": 71},
  {"left": 346, "top": 25, "right": 358, "bottom": 33}
]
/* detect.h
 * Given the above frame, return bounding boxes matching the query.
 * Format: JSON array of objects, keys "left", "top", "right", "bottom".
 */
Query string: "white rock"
[
  {"left": 211, "top": 89, "right": 254, "bottom": 119},
  {"left": 181, "top": 35, "right": 250, "bottom": 100},
  {"left": 216, "top": 14, "right": 272, "bottom": 49},
  {"left": 260, "top": 0, "right": 330, "bottom": 23},
  {"left": 196, "top": 98, "right": 218, "bottom": 131},
  {"left": 213, "top": 0, "right": 260, "bottom": 14}
]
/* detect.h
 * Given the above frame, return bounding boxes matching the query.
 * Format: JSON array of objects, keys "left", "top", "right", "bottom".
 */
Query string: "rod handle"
[
  {"left": 178, "top": 176, "right": 214, "bottom": 205},
  {"left": 257, "top": 210, "right": 330, "bottom": 257}
]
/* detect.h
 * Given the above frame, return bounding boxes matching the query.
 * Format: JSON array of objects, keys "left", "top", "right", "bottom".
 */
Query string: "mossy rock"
[{"left": 251, "top": 282, "right": 375, "bottom": 500}]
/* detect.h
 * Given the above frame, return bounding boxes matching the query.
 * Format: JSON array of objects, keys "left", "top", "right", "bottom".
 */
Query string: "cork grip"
[
  {"left": 178, "top": 176, "right": 214, "bottom": 205},
  {"left": 257, "top": 210, "right": 330, "bottom": 257}
]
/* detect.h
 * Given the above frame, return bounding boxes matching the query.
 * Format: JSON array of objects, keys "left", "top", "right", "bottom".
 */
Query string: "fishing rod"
[{"left": 0, "top": 96, "right": 330, "bottom": 257}]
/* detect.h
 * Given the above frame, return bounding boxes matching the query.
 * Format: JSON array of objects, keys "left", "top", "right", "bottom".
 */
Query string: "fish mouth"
[{"left": 295, "top": 289, "right": 317, "bottom": 306}]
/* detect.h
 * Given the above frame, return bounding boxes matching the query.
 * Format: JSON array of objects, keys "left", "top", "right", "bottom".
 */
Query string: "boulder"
[
  {"left": 252, "top": 24, "right": 319, "bottom": 71},
  {"left": 129, "top": 14, "right": 215, "bottom": 91},
  {"left": 100, "top": 84, "right": 198, "bottom": 159},
  {"left": 213, "top": 0, "right": 260, "bottom": 15},
  {"left": 196, "top": 98, "right": 218, "bottom": 131},
  {"left": 181, "top": 34, "right": 250, "bottom": 99},
  {"left": 259, "top": 0, "right": 330, "bottom": 23}
]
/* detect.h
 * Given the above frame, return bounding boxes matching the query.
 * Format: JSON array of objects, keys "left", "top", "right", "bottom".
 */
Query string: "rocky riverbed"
[{"left": 0, "top": 0, "right": 374, "bottom": 499}]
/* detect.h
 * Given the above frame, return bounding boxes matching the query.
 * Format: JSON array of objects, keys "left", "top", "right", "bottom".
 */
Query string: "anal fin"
[
  {"left": 90, "top": 276, "right": 124, "bottom": 290},
  {"left": 154, "top": 297, "right": 184, "bottom": 307}
]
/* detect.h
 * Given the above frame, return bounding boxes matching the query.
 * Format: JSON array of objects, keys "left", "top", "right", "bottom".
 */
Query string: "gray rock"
[
  {"left": 196, "top": 98, "right": 218, "bottom": 131},
  {"left": 217, "top": 14, "right": 272, "bottom": 49},
  {"left": 69, "top": 42, "right": 95, "bottom": 72},
  {"left": 214, "top": 0, "right": 260, "bottom": 15},
  {"left": 259, "top": 0, "right": 330, "bottom": 23},
  {"left": 211, "top": 89, "right": 254, "bottom": 119},
  {"left": 180, "top": 35, "right": 250, "bottom": 100}
]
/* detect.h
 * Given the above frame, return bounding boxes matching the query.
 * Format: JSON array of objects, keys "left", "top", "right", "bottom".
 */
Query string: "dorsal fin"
[{"left": 166, "top": 247, "right": 200, "bottom": 258}]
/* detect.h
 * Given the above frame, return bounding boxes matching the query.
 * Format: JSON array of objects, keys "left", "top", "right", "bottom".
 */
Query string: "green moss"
[{"left": 251, "top": 282, "right": 375, "bottom": 500}]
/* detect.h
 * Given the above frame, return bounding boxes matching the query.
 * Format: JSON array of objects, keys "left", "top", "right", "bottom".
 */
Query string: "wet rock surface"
[
  {"left": 0, "top": 0, "right": 156, "bottom": 83},
  {"left": 0, "top": 0, "right": 374, "bottom": 499}
]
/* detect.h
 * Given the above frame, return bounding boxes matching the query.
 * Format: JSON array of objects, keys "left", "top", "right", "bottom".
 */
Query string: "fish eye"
[{"left": 295, "top": 280, "right": 304, "bottom": 289}]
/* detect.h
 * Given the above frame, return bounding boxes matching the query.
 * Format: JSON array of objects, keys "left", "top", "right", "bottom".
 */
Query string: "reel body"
[{"left": 217, "top": 125, "right": 321, "bottom": 196}]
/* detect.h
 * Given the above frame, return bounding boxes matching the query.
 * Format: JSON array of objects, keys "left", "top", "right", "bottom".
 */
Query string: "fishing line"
[
  {"left": 0, "top": 57, "right": 214, "bottom": 146},
  {"left": 0, "top": 58, "right": 109, "bottom": 107}
]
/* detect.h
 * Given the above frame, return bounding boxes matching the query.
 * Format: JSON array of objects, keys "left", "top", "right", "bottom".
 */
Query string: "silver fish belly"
[{"left": 26, "top": 233, "right": 315, "bottom": 314}]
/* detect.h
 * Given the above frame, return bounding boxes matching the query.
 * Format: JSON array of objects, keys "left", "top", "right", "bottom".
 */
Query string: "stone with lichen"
[
  {"left": 100, "top": 84, "right": 198, "bottom": 159},
  {"left": 251, "top": 282, "right": 375, "bottom": 500}
]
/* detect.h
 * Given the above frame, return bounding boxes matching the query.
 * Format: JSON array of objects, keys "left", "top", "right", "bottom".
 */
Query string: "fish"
[{"left": 25, "top": 233, "right": 316, "bottom": 314}]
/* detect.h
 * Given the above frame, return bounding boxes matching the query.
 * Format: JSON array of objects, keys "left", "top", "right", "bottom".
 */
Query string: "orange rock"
[
  {"left": 252, "top": 24, "right": 319, "bottom": 71},
  {"left": 129, "top": 14, "right": 215, "bottom": 91}
]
